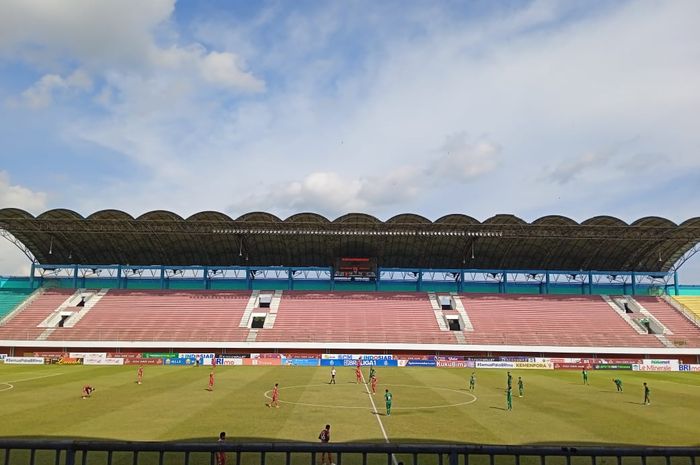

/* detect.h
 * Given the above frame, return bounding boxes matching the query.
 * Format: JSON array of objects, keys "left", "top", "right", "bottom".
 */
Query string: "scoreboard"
[{"left": 334, "top": 257, "right": 377, "bottom": 279}]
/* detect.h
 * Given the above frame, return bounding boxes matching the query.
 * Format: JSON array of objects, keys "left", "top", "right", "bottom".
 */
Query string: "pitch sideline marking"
[
  {"left": 262, "top": 383, "right": 477, "bottom": 410},
  {"left": 360, "top": 372, "right": 398, "bottom": 465}
]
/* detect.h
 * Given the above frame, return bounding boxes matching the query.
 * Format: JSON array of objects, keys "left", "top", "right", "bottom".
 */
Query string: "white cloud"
[
  {"left": 0, "top": 171, "right": 47, "bottom": 212},
  {"left": 19, "top": 69, "right": 92, "bottom": 108},
  {"left": 0, "top": 0, "right": 264, "bottom": 107}
]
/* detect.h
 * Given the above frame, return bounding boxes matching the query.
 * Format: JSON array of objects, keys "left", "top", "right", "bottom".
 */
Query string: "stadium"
[{"left": 1, "top": 209, "right": 699, "bottom": 465}]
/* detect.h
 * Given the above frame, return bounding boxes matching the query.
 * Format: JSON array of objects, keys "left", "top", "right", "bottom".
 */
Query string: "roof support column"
[
  {"left": 545, "top": 271, "right": 550, "bottom": 294},
  {"left": 246, "top": 268, "right": 252, "bottom": 290},
  {"left": 588, "top": 271, "right": 593, "bottom": 295},
  {"left": 29, "top": 262, "right": 35, "bottom": 289},
  {"left": 417, "top": 270, "right": 423, "bottom": 292},
  {"left": 160, "top": 266, "right": 165, "bottom": 290},
  {"left": 203, "top": 267, "right": 209, "bottom": 290},
  {"left": 674, "top": 271, "right": 679, "bottom": 296},
  {"left": 501, "top": 272, "right": 508, "bottom": 294},
  {"left": 72, "top": 265, "right": 78, "bottom": 289},
  {"left": 116, "top": 265, "right": 122, "bottom": 289},
  {"left": 288, "top": 268, "right": 294, "bottom": 290},
  {"left": 458, "top": 271, "right": 464, "bottom": 293},
  {"left": 631, "top": 272, "right": 637, "bottom": 296}
]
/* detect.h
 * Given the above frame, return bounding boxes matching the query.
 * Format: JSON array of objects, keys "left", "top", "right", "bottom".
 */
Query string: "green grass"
[{"left": 0, "top": 365, "right": 699, "bottom": 447}]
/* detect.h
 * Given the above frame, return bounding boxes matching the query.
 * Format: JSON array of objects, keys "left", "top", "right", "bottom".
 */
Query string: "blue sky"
[{"left": 0, "top": 0, "right": 699, "bottom": 281}]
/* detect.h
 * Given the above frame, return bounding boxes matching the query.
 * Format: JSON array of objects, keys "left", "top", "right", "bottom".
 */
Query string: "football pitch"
[{"left": 1, "top": 364, "right": 699, "bottom": 448}]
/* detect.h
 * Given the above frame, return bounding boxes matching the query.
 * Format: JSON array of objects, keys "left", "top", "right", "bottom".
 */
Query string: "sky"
[{"left": 0, "top": 0, "right": 699, "bottom": 281}]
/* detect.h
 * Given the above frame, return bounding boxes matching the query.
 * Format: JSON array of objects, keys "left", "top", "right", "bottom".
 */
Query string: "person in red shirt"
[
  {"left": 216, "top": 431, "right": 226, "bottom": 465},
  {"left": 211, "top": 357, "right": 217, "bottom": 368},
  {"left": 267, "top": 383, "right": 280, "bottom": 408},
  {"left": 355, "top": 366, "right": 362, "bottom": 384},
  {"left": 82, "top": 385, "right": 95, "bottom": 399},
  {"left": 371, "top": 374, "right": 378, "bottom": 395},
  {"left": 137, "top": 365, "right": 144, "bottom": 385},
  {"left": 207, "top": 371, "right": 215, "bottom": 391}
]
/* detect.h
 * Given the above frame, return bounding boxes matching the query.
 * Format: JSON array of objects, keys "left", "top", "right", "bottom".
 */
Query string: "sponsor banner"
[
  {"left": 284, "top": 353, "right": 321, "bottom": 359},
  {"left": 221, "top": 353, "right": 249, "bottom": 359},
  {"left": 84, "top": 357, "right": 124, "bottom": 366},
  {"left": 594, "top": 358, "right": 643, "bottom": 364},
  {"left": 70, "top": 352, "right": 106, "bottom": 359},
  {"left": 163, "top": 357, "right": 196, "bottom": 366},
  {"left": 58, "top": 357, "right": 82, "bottom": 365},
  {"left": 283, "top": 358, "right": 320, "bottom": 367},
  {"left": 399, "top": 354, "right": 435, "bottom": 360},
  {"left": 250, "top": 353, "right": 282, "bottom": 359},
  {"left": 405, "top": 359, "right": 437, "bottom": 367},
  {"left": 32, "top": 351, "right": 65, "bottom": 358},
  {"left": 0, "top": 354, "right": 5, "bottom": 361},
  {"left": 467, "top": 357, "right": 497, "bottom": 361},
  {"left": 633, "top": 364, "right": 678, "bottom": 372},
  {"left": 499, "top": 356, "right": 534, "bottom": 362},
  {"left": 319, "top": 359, "right": 398, "bottom": 367},
  {"left": 179, "top": 353, "right": 215, "bottom": 360},
  {"left": 107, "top": 353, "right": 142, "bottom": 359},
  {"left": 475, "top": 361, "right": 516, "bottom": 369},
  {"left": 321, "top": 354, "right": 394, "bottom": 360},
  {"left": 4, "top": 356, "right": 45, "bottom": 365},
  {"left": 124, "top": 358, "right": 164, "bottom": 365},
  {"left": 678, "top": 364, "right": 700, "bottom": 372},
  {"left": 514, "top": 361, "right": 553, "bottom": 370},
  {"left": 243, "top": 358, "right": 281, "bottom": 366},
  {"left": 142, "top": 352, "right": 177, "bottom": 359},
  {"left": 594, "top": 363, "right": 633, "bottom": 370},
  {"left": 221, "top": 358, "right": 243, "bottom": 366},
  {"left": 436, "top": 360, "right": 474, "bottom": 368},
  {"left": 554, "top": 362, "right": 594, "bottom": 370},
  {"left": 436, "top": 355, "right": 465, "bottom": 361},
  {"left": 642, "top": 359, "right": 679, "bottom": 370}
]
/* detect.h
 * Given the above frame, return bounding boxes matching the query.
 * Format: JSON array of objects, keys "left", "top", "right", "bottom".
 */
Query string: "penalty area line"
[{"left": 361, "top": 373, "right": 398, "bottom": 465}]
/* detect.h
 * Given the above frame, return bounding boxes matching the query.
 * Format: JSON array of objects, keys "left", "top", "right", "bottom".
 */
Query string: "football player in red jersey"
[
  {"left": 207, "top": 371, "right": 215, "bottom": 391},
  {"left": 267, "top": 383, "right": 280, "bottom": 408},
  {"left": 137, "top": 365, "right": 144, "bottom": 385}
]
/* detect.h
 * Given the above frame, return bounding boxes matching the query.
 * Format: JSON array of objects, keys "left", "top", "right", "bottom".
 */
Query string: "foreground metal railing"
[{"left": 0, "top": 440, "right": 698, "bottom": 465}]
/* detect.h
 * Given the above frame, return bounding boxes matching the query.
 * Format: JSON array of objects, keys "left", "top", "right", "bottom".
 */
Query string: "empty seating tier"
[
  {"left": 255, "top": 292, "right": 453, "bottom": 344},
  {"left": 635, "top": 296, "right": 700, "bottom": 346},
  {"left": 461, "top": 294, "right": 666, "bottom": 347},
  {"left": 47, "top": 290, "right": 252, "bottom": 342},
  {"left": 0, "top": 289, "right": 33, "bottom": 320}
]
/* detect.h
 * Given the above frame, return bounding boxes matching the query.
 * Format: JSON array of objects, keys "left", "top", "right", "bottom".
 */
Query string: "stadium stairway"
[
  {"left": 255, "top": 291, "right": 453, "bottom": 344},
  {"left": 460, "top": 294, "right": 665, "bottom": 348},
  {"left": 45, "top": 290, "right": 252, "bottom": 342},
  {"left": 633, "top": 296, "right": 700, "bottom": 347},
  {"left": 0, "top": 289, "right": 74, "bottom": 340},
  {"left": 667, "top": 295, "right": 700, "bottom": 326}
]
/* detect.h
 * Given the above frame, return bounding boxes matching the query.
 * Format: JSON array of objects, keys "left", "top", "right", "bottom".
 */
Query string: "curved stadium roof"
[{"left": 1, "top": 208, "right": 699, "bottom": 272}]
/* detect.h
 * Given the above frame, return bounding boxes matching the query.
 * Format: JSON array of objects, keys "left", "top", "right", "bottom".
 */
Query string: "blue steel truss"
[{"left": 29, "top": 263, "right": 679, "bottom": 295}]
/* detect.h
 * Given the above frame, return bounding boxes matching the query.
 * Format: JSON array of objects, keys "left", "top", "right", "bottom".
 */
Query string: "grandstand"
[{"left": 1, "top": 209, "right": 700, "bottom": 357}]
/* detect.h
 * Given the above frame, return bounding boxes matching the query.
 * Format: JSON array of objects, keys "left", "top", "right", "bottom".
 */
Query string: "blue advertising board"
[
  {"left": 163, "top": 357, "right": 196, "bottom": 366},
  {"left": 284, "top": 358, "right": 320, "bottom": 366},
  {"left": 406, "top": 359, "right": 437, "bottom": 367},
  {"left": 320, "top": 359, "right": 398, "bottom": 367}
]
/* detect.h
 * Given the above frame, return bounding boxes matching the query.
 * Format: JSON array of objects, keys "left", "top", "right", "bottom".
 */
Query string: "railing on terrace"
[
  {"left": 0, "top": 440, "right": 698, "bottom": 465},
  {"left": 2, "top": 330, "right": 700, "bottom": 347}
]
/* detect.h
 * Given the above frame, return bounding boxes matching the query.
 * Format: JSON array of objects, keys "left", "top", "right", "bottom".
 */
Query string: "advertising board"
[
  {"left": 405, "top": 359, "right": 437, "bottom": 367},
  {"left": 475, "top": 361, "right": 516, "bottom": 369},
  {"left": 123, "top": 358, "right": 164, "bottom": 365},
  {"left": 678, "top": 364, "right": 700, "bottom": 372},
  {"left": 4, "top": 357, "right": 44, "bottom": 365},
  {"left": 163, "top": 358, "right": 196, "bottom": 366},
  {"left": 57, "top": 357, "right": 82, "bottom": 365},
  {"left": 221, "top": 358, "right": 243, "bottom": 366},
  {"left": 244, "top": 358, "right": 282, "bottom": 366},
  {"left": 142, "top": 352, "right": 177, "bottom": 358},
  {"left": 594, "top": 363, "right": 633, "bottom": 370},
  {"left": 436, "top": 360, "right": 474, "bottom": 368},
  {"left": 83, "top": 357, "right": 124, "bottom": 366},
  {"left": 514, "top": 361, "right": 553, "bottom": 370},
  {"left": 70, "top": 352, "right": 106, "bottom": 359},
  {"left": 283, "top": 358, "right": 320, "bottom": 366}
]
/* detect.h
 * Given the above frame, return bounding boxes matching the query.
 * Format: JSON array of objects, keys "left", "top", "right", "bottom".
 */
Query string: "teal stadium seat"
[{"left": 0, "top": 289, "right": 33, "bottom": 320}]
